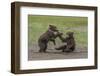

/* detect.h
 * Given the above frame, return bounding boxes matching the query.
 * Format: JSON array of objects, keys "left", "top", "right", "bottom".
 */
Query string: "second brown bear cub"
[
  {"left": 55, "top": 32, "right": 75, "bottom": 52},
  {"left": 38, "top": 25, "right": 62, "bottom": 52}
]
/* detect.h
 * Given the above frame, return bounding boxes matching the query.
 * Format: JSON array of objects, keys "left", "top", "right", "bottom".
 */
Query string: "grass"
[{"left": 28, "top": 15, "right": 88, "bottom": 47}]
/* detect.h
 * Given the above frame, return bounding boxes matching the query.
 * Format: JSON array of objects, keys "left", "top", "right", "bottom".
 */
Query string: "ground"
[
  {"left": 28, "top": 42, "right": 87, "bottom": 60},
  {"left": 28, "top": 47, "right": 87, "bottom": 60}
]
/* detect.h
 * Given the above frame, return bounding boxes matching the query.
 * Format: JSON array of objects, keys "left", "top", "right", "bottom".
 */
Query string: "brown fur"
[
  {"left": 55, "top": 32, "right": 75, "bottom": 52},
  {"left": 38, "top": 25, "right": 61, "bottom": 52}
]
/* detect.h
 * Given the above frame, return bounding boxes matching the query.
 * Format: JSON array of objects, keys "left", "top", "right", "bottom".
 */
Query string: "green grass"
[{"left": 28, "top": 15, "right": 88, "bottom": 47}]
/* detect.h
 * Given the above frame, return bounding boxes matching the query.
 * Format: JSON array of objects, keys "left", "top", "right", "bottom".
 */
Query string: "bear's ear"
[
  {"left": 67, "top": 32, "right": 74, "bottom": 35},
  {"left": 49, "top": 25, "right": 53, "bottom": 27}
]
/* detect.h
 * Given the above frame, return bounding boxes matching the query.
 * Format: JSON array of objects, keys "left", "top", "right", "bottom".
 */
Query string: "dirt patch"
[
  {"left": 28, "top": 51, "right": 87, "bottom": 61},
  {"left": 28, "top": 43, "right": 88, "bottom": 61}
]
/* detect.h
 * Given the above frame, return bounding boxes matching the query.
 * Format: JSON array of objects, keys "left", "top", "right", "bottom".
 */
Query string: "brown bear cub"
[
  {"left": 38, "top": 25, "right": 62, "bottom": 52},
  {"left": 55, "top": 32, "right": 75, "bottom": 52}
]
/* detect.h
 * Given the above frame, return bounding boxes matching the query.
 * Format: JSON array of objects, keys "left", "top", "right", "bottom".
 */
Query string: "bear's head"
[
  {"left": 66, "top": 32, "right": 74, "bottom": 38},
  {"left": 49, "top": 25, "right": 58, "bottom": 32}
]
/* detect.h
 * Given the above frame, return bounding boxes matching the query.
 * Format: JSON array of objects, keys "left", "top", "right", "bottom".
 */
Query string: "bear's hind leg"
[
  {"left": 55, "top": 45, "right": 66, "bottom": 52},
  {"left": 39, "top": 43, "right": 47, "bottom": 53}
]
